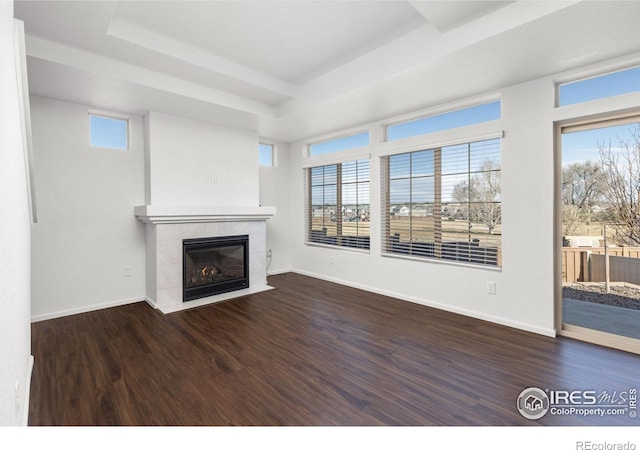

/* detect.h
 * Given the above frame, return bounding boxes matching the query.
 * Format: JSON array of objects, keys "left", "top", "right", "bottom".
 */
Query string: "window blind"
[
  {"left": 305, "top": 159, "right": 370, "bottom": 249},
  {"left": 381, "top": 138, "right": 501, "bottom": 266}
]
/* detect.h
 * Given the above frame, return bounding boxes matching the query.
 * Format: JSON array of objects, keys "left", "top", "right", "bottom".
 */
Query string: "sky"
[
  {"left": 90, "top": 114, "right": 128, "bottom": 150},
  {"left": 311, "top": 160, "right": 370, "bottom": 206},
  {"left": 309, "top": 132, "right": 370, "bottom": 156},
  {"left": 561, "top": 66, "right": 640, "bottom": 164},
  {"left": 259, "top": 143, "right": 273, "bottom": 166},
  {"left": 559, "top": 66, "right": 640, "bottom": 106},
  {"left": 562, "top": 123, "right": 639, "bottom": 166},
  {"left": 387, "top": 101, "right": 500, "bottom": 141},
  {"left": 308, "top": 100, "right": 500, "bottom": 158},
  {"left": 388, "top": 139, "right": 500, "bottom": 204}
]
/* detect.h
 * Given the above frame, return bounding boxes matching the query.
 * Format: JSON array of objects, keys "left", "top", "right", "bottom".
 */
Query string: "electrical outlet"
[
  {"left": 330, "top": 256, "right": 335, "bottom": 265},
  {"left": 267, "top": 249, "right": 272, "bottom": 257},
  {"left": 123, "top": 266, "right": 132, "bottom": 277},
  {"left": 487, "top": 281, "right": 496, "bottom": 295}
]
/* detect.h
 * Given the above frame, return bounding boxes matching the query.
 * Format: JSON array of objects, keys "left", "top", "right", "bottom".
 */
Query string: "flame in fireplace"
[{"left": 190, "top": 265, "right": 222, "bottom": 286}]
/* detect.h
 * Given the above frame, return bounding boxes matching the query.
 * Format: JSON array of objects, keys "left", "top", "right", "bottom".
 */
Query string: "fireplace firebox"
[{"left": 182, "top": 235, "right": 249, "bottom": 302}]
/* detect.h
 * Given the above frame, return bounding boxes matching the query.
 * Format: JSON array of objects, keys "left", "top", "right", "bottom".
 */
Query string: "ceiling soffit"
[{"left": 17, "top": 1, "right": 640, "bottom": 142}]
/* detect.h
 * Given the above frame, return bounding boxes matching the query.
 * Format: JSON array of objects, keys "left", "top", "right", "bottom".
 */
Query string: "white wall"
[
  {"left": 30, "top": 96, "right": 146, "bottom": 320},
  {"left": 259, "top": 142, "right": 292, "bottom": 274},
  {"left": 146, "top": 112, "right": 259, "bottom": 207},
  {"left": 0, "top": 4, "right": 32, "bottom": 425},
  {"left": 285, "top": 76, "right": 562, "bottom": 337},
  {"left": 498, "top": 77, "right": 556, "bottom": 333},
  {"left": 280, "top": 51, "right": 640, "bottom": 337},
  {"left": 29, "top": 104, "right": 271, "bottom": 320}
]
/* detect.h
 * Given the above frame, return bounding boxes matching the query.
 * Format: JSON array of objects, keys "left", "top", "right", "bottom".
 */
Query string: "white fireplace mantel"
[
  {"left": 134, "top": 205, "right": 276, "bottom": 224},
  {"left": 135, "top": 204, "right": 276, "bottom": 314}
]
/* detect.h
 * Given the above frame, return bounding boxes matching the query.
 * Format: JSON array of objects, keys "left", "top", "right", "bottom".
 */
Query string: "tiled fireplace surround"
[{"left": 135, "top": 206, "right": 276, "bottom": 314}]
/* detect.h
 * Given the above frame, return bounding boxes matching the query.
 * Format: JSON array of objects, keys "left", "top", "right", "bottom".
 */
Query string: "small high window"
[
  {"left": 309, "top": 132, "right": 369, "bottom": 157},
  {"left": 558, "top": 66, "right": 640, "bottom": 106},
  {"left": 387, "top": 101, "right": 501, "bottom": 142},
  {"left": 89, "top": 113, "right": 128, "bottom": 150},
  {"left": 259, "top": 143, "right": 274, "bottom": 166}
]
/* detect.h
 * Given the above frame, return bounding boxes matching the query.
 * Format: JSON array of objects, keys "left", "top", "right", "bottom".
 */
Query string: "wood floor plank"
[{"left": 29, "top": 272, "right": 640, "bottom": 426}]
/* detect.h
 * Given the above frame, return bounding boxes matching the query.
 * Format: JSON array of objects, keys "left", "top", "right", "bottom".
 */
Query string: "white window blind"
[
  {"left": 381, "top": 138, "right": 501, "bottom": 266},
  {"left": 305, "top": 159, "right": 370, "bottom": 249}
]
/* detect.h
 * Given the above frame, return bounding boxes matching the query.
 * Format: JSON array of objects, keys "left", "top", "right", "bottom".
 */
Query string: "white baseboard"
[
  {"left": 144, "top": 296, "right": 158, "bottom": 310},
  {"left": 30, "top": 296, "right": 146, "bottom": 322},
  {"left": 291, "top": 269, "right": 556, "bottom": 338},
  {"left": 267, "top": 267, "right": 293, "bottom": 276},
  {"left": 29, "top": 270, "right": 557, "bottom": 338},
  {"left": 22, "top": 355, "right": 34, "bottom": 426}
]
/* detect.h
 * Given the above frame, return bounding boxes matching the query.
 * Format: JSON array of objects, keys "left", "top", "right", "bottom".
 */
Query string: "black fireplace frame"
[{"left": 182, "top": 235, "right": 249, "bottom": 302}]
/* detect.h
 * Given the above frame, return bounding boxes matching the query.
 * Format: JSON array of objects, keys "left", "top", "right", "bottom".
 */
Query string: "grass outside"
[{"left": 312, "top": 217, "right": 502, "bottom": 249}]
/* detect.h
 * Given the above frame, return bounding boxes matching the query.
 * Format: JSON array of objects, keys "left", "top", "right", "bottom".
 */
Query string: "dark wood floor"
[{"left": 29, "top": 273, "right": 640, "bottom": 426}]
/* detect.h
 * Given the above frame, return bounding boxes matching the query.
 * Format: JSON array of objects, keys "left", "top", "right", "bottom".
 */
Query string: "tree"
[
  {"left": 561, "top": 161, "right": 606, "bottom": 234},
  {"left": 598, "top": 125, "right": 640, "bottom": 245},
  {"left": 452, "top": 160, "right": 501, "bottom": 233}
]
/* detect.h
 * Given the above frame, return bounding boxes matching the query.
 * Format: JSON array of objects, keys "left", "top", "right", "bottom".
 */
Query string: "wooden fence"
[
  {"left": 562, "top": 246, "right": 640, "bottom": 283},
  {"left": 590, "top": 254, "right": 640, "bottom": 284}
]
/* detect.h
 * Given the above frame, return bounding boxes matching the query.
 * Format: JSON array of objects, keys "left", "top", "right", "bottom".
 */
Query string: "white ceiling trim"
[
  {"left": 277, "top": 0, "right": 580, "bottom": 118},
  {"left": 277, "top": 23, "right": 441, "bottom": 117},
  {"left": 409, "top": 1, "right": 514, "bottom": 33},
  {"left": 18, "top": 0, "right": 583, "bottom": 124},
  {"left": 25, "top": 35, "right": 277, "bottom": 119},
  {"left": 106, "top": 15, "right": 299, "bottom": 100},
  {"left": 443, "top": 0, "right": 581, "bottom": 46},
  {"left": 18, "top": 0, "right": 640, "bottom": 143}
]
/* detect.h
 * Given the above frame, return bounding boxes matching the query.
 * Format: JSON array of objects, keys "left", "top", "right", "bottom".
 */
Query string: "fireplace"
[
  {"left": 182, "top": 235, "right": 249, "bottom": 302},
  {"left": 135, "top": 206, "right": 275, "bottom": 314}
]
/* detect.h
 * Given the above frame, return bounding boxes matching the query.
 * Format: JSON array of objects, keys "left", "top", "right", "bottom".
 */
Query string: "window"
[
  {"left": 306, "top": 159, "right": 370, "bottom": 249},
  {"left": 381, "top": 137, "right": 501, "bottom": 267},
  {"left": 387, "top": 101, "right": 501, "bottom": 142},
  {"left": 309, "top": 132, "right": 369, "bottom": 156},
  {"left": 89, "top": 113, "right": 128, "bottom": 150},
  {"left": 558, "top": 66, "right": 640, "bottom": 106},
  {"left": 259, "top": 143, "right": 274, "bottom": 166}
]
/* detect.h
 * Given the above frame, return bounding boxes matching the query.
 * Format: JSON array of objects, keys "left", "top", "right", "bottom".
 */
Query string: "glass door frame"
[{"left": 554, "top": 112, "right": 640, "bottom": 354}]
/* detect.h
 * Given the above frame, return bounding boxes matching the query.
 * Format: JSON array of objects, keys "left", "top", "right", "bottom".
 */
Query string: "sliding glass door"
[{"left": 558, "top": 114, "right": 640, "bottom": 351}]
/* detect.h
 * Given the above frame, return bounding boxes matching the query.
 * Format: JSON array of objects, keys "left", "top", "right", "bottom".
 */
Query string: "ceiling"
[{"left": 13, "top": 1, "right": 640, "bottom": 143}]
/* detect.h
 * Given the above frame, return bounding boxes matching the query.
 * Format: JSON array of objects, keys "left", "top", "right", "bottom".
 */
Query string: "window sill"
[
  {"left": 304, "top": 241, "right": 370, "bottom": 255},
  {"left": 381, "top": 252, "right": 502, "bottom": 271}
]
